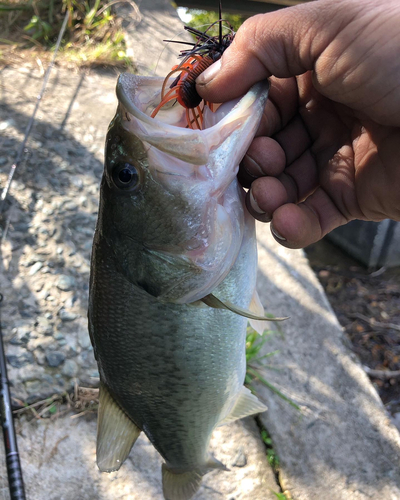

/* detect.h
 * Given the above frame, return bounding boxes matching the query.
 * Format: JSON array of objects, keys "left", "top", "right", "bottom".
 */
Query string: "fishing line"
[
  {"left": 153, "top": 28, "right": 188, "bottom": 76},
  {"left": 0, "top": 10, "right": 69, "bottom": 215}
]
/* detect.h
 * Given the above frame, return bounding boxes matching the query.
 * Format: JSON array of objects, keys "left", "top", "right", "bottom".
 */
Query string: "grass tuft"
[
  {"left": 0, "top": 0, "right": 135, "bottom": 69},
  {"left": 245, "top": 325, "right": 300, "bottom": 410}
]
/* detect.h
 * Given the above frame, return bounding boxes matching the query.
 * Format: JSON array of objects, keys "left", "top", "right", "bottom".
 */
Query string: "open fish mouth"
[
  {"left": 110, "top": 74, "right": 270, "bottom": 304},
  {"left": 116, "top": 74, "right": 270, "bottom": 166}
]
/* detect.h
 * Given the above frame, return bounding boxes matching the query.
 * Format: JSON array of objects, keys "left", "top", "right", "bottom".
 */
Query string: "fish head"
[{"left": 99, "top": 74, "right": 269, "bottom": 303}]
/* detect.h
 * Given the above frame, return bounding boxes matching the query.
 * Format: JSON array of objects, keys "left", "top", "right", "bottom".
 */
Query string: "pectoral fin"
[
  {"left": 201, "top": 293, "right": 289, "bottom": 322},
  {"left": 96, "top": 383, "right": 141, "bottom": 472},
  {"left": 219, "top": 386, "right": 268, "bottom": 426},
  {"left": 249, "top": 290, "right": 267, "bottom": 334}
]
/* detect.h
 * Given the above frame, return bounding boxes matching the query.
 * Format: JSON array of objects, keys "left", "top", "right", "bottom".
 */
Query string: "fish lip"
[{"left": 116, "top": 74, "right": 270, "bottom": 165}]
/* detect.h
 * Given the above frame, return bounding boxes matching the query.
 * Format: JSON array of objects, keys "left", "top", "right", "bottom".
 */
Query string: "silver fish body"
[{"left": 89, "top": 74, "right": 270, "bottom": 500}]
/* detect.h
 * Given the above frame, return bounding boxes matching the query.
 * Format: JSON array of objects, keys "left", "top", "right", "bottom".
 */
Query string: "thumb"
[{"left": 196, "top": 0, "right": 362, "bottom": 103}]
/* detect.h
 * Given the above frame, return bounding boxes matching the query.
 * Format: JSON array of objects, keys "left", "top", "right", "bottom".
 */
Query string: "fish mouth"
[
  {"left": 114, "top": 74, "right": 270, "bottom": 304},
  {"left": 116, "top": 74, "right": 270, "bottom": 166}
]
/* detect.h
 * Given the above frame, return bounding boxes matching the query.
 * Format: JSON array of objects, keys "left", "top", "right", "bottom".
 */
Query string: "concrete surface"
[
  {"left": 8, "top": 415, "right": 277, "bottom": 500},
  {"left": 255, "top": 225, "right": 400, "bottom": 499}
]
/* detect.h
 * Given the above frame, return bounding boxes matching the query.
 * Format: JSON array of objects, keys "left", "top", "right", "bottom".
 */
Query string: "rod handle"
[{"left": 6, "top": 452, "right": 25, "bottom": 500}]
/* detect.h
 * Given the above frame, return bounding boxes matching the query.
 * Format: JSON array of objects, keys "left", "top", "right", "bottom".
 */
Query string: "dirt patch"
[{"left": 305, "top": 238, "right": 400, "bottom": 413}]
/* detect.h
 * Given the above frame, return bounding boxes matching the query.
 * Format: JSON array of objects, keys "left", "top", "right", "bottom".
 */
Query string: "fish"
[{"left": 88, "top": 73, "right": 271, "bottom": 500}]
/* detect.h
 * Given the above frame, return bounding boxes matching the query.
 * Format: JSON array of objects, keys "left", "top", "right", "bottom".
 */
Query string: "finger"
[
  {"left": 273, "top": 115, "right": 312, "bottom": 165},
  {"left": 245, "top": 177, "right": 287, "bottom": 222},
  {"left": 269, "top": 188, "right": 349, "bottom": 249},
  {"left": 241, "top": 137, "right": 286, "bottom": 178},
  {"left": 195, "top": 1, "right": 350, "bottom": 103},
  {"left": 243, "top": 144, "right": 319, "bottom": 212},
  {"left": 255, "top": 77, "right": 300, "bottom": 136}
]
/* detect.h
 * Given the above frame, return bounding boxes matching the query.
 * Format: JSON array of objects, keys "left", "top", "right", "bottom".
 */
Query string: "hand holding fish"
[{"left": 196, "top": 0, "right": 400, "bottom": 249}]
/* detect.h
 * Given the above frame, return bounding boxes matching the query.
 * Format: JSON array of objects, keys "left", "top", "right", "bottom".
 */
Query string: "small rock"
[
  {"left": 232, "top": 449, "right": 247, "bottom": 468},
  {"left": 10, "top": 326, "right": 31, "bottom": 345},
  {"left": 63, "top": 201, "right": 78, "bottom": 211},
  {"left": 25, "top": 380, "right": 42, "bottom": 394},
  {"left": 78, "top": 328, "right": 91, "bottom": 349},
  {"left": 42, "top": 206, "right": 54, "bottom": 215},
  {"left": 0, "top": 157, "right": 7, "bottom": 165},
  {"left": 53, "top": 331, "right": 65, "bottom": 341},
  {"left": 25, "top": 253, "right": 46, "bottom": 266},
  {"left": 46, "top": 351, "right": 66, "bottom": 367},
  {"left": 28, "top": 261, "right": 43, "bottom": 276},
  {"left": 56, "top": 275, "right": 76, "bottom": 291},
  {"left": 64, "top": 296, "right": 75, "bottom": 309},
  {"left": 27, "top": 337, "right": 54, "bottom": 351},
  {"left": 36, "top": 316, "right": 53, "bottom": 336},
  {"left": 62, "top": 359, "right": 79, "bottom": 378},
  {"left": 59, "top": 309, "right": 77, "bottom": 322},
  {"left": 7, "top": 351, "right": 34, "bottom": 368},
  {"left": 33, "top": 350, "right": 46, "bottom": 365},
  {"left": 20, "top": 365, "right": 42, "bottom": 382},
  {"left": 71, "top": 176, "right": 83, "bottom": 189},
  {"left": 0, "top": 119, "right": 16, "bottom": 130}
]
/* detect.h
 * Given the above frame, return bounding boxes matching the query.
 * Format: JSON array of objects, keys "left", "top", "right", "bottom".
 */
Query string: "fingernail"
[
  {"left": 249, "top": 189, "right": 266, "bottom": 215},
  {"left": 196, "top": 59, "right": 221, "bottom": 85},
  {"left": 271, "top": 224, "right": 287, "bottom": 241}
]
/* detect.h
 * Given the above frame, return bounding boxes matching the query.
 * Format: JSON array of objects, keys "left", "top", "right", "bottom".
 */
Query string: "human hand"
[{"left": 196, "top": 0, "right": 400, "bottom": 248}]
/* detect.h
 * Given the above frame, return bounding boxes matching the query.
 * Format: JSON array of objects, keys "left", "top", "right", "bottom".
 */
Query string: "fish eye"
[{"left": 112, "top": 163, "right": 140, "bottom": 190}]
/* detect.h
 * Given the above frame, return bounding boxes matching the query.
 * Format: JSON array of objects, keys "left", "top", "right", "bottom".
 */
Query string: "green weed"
[
  {"left": 186, "top": 8, "right": 245, "bottom": 35},
  {"left": 245, "top": 325, "right": 300, "bottom": 410},
  {"left": 0, "top": 0, "right": 133, "bottom": 69},
  {"left": 273, "top": 493, "right": 289, "bottom": 500}
]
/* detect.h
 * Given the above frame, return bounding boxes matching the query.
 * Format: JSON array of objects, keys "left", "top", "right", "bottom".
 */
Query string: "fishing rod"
[
  {"left": 0, "top": 294, "right": 25, "bottom": 500},
  {"left": 0, "top": 11, "right": 69, "bottom": 499}
]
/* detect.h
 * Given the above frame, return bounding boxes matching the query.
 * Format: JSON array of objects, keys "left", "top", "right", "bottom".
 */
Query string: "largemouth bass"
[{"left": 88, "top": 73, "right": 270, "bottom": 500}]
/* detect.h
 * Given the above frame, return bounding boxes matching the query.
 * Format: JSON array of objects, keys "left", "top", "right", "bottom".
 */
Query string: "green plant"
[
  {"left": 261, "top": 427, "right": 280, "bottom": 469},
  {"left": 186, "top": 8, "right": 245, "bottom": 37},
  {"left": 0, "top": 0, "right": 133, "bottom": 69},
  {"left": 273, "top": 493, "right": 289, "bottom": 500},
  {"left": 24, "top": 14, "right": 52, "bottom": 41},
  {"left": 245, "top": 325, "right": 300, "bottom": 410}
]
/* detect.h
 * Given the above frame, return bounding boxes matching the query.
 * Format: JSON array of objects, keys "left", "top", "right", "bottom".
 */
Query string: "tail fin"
[
  {"left": 162, "top": 456, "right": 228, "bottom": 500},
  {"left": 162, "top": 464, "right": 202, "bottom": 500}
]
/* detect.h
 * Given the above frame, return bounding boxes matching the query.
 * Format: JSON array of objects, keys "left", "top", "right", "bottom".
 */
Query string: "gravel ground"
[{"left": 0, "top": 62, "right": 117, "bottom": 403}]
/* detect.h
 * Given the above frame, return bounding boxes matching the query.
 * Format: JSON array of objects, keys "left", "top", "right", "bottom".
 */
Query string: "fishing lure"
[{"left": 151, "top": 3, "right": 235, "bottom": 130}]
